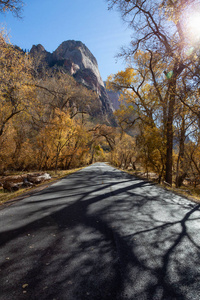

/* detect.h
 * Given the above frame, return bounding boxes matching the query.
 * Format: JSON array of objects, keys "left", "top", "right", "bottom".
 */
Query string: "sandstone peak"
[
  {"left": 53, "top": 40, "right": 97, "bottom": 65},
  {"left": 53, "top": 40, "right": 103, "bottom": 87}
]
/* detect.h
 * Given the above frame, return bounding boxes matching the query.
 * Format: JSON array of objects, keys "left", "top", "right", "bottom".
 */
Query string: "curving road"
[{"left": 0, "top": 163, "right": 200, "bottom": 300}]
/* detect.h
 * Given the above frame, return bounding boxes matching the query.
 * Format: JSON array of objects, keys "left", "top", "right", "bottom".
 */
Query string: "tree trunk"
[
  {"left": 55, "top": 154, "right": 59, "bottom": 175},
  {"left": 165, "top": 80, "right": 176, "bottom": 185},
  {"left": 176, "top": 112, "right": 186, "bottom": 188}
]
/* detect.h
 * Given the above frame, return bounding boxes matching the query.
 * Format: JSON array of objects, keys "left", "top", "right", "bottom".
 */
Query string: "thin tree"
[{"left": 0, "top": 0, "right": 23, "bottom": 17}]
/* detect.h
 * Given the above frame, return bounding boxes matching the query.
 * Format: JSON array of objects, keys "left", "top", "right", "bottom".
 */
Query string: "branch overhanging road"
[{"left": 0, "top": 163, "right": 200, "bottom": 300}]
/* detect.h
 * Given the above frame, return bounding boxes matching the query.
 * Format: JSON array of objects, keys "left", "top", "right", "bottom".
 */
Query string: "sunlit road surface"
[{"left": 0, "top": 163, "right": 200, "bottom": 300}]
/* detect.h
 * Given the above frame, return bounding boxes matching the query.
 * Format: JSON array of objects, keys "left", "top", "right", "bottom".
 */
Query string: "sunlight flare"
[{"left": 186, "top": 12, "right": 200, "bottom": 42}]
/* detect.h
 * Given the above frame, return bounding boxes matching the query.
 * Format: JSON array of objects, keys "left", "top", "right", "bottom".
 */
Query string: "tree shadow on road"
[{"left": 0, "top": 165, "right": 200, "bottom": 300}]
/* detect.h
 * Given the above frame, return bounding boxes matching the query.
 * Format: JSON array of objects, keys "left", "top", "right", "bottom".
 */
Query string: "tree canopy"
[{"left": 107, "top": 0, "right": 200, "bottom": 185}]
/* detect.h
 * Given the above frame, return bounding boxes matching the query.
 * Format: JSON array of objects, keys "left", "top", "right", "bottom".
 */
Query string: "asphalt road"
[{"left": 0, "top": 163, "right": 200, "bottom": 300}]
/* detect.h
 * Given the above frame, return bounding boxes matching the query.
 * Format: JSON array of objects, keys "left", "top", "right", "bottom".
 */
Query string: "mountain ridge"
[{"left": 30, "top": 40, "right": 116, "bottom": 125}]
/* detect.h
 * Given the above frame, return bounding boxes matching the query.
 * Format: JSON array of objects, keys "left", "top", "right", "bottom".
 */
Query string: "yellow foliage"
[
  {"left": 137, "top": 124, "right": 166, "bottom": 176},
  {"left": 0, "top": 31, "right": 35, "bottom": 137}
]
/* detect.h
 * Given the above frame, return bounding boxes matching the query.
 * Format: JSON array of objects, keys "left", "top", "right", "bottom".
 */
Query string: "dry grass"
[{"left": 0, "top": 168, "right": 82, "bottom": 206}]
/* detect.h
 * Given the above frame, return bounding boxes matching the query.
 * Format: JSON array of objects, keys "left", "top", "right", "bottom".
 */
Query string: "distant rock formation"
[
  {"left": 30, "top": 44, "right": 52, "bottom": 65},
  {"left": 104, "top": 82, "right": 121, "bottom": 111},
  {"left": 30, "top": 41, "right": 116, "bottom": 125}
]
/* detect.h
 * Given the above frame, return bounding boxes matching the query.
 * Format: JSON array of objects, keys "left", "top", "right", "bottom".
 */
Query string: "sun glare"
[{"left": 187, "top": 13, "right": 200, "bottom": 41}]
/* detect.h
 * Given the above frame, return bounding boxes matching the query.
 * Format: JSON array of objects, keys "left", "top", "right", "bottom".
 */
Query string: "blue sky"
[{"left": 1, "top": 0, "right": 133, "bottom": 81}]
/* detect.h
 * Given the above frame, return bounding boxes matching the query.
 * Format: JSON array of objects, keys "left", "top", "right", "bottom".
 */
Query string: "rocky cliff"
[
  {"left": 30, "top": 41, "right": 116, "bottom": 125},
  {"left": 104, "top": 82, "right": 121, "bottom": 111}
]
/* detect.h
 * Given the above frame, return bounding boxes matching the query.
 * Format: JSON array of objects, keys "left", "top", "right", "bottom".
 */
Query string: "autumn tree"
[
  {"left": 32, "top": 71, "right": 99, "bottom": 125},
  {"left": 0, "top": 33, "right": 96, "bottom": 172},
  {"left": 88, "top": 124, "right": 116, "bottom": 163},
  {"left": 110, "top": 133, "right": 137, "bottom": 170},
  {"left": 107, "top": 0, "right": 200, "bottom": 185},
  {"left": 107, "top": 50, "right": 199, "bottom": 184},
  {"left": 0, "top": 32, "right": 34, "bottom": 138},
  {"left": 185, "top": 140, "right": 200, "bottom": 187},
  {"left": 20, "top": 70, "right": 102, "bottom": 171},
  {"left": 39, "top": 109, "right": 76, "bottom": 173},
  {"left": 107, "top": 59, "right": 166, "bottom": 179}
]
